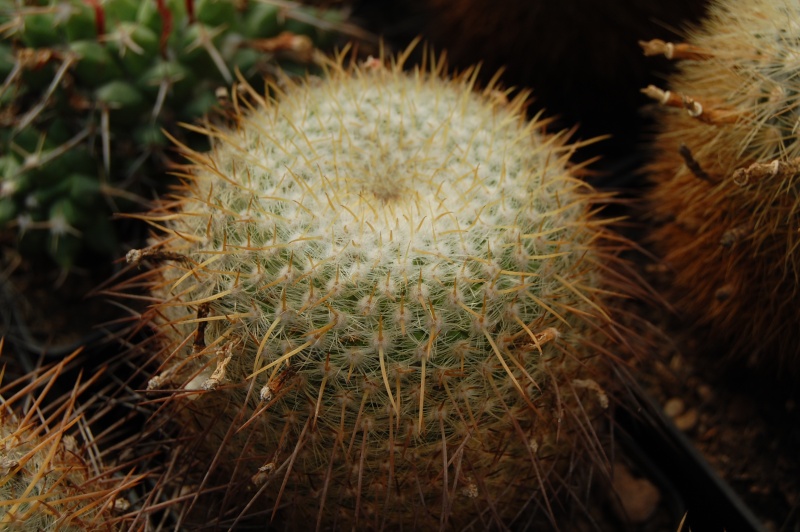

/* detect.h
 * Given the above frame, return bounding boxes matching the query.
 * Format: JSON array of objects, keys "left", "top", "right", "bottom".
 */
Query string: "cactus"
[
  {"left": 126, "top": 52, "right": 639, "bottom": 529},
  {"left": 0, "top": 342, "right": 141, "bottom": 530},
  {"left": 641, "top": 0, "right": 800, "bottom": 371},
  {"left": 0, "top": 0, "right": 357, "bottom": 269}
]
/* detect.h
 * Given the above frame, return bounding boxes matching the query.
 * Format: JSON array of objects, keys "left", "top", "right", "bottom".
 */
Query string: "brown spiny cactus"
[{"left": 642, "top": 0, "right": 800, "bottom": 371}]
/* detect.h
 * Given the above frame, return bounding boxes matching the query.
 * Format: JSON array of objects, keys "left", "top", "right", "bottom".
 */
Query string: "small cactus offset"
[
  {"left": 0, "top": 343, "right": 140, "bottom": 530},
  {"left": 641, "top": 0, "right": 800, "bottom": 371},
  {"left": 127, "top": 53, "right": 639, "bottom": 528},
  {"left": 0, "top": 0, "right": 355, "bottom": 268}
]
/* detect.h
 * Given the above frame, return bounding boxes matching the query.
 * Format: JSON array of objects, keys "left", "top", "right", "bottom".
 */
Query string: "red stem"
[
  {"left": 83, "top": 0, "right": 105, "bottom": 38},
  {"left": 155, "top": 0, "right": 173, "bottom": 58},
  {"left": 185, "top": 0, "right": 195, "bottom": 24}
]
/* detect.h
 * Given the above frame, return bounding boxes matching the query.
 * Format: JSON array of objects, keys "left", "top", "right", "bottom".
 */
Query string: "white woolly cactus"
[{"left": 130, "top": 52, "right": 635, "bottom": 528}]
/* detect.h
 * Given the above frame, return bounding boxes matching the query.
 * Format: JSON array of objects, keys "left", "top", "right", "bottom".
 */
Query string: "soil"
[{"left": 623, "top": 281, "right": 800, "bottom": 532}]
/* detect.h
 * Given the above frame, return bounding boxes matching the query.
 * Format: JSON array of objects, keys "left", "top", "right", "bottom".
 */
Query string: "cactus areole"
[{"left": 133, "top": 54, "right": 628, "bottom": 528}]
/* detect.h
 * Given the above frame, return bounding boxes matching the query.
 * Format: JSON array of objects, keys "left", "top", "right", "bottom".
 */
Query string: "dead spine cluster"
[
  {"left": 128, "top": 52, "right": 633, "bottom": 529},
  {"left": 641, "top": 0, "right": 800, "bottom": 370}
]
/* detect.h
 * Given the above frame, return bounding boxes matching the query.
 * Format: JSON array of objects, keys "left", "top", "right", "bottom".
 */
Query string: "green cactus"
[
  {"left": 127, "top": 53, "right": 640, "bottom": 528},
  {"left": 0, "top": 0, "right": 354, "bottom": 269}
]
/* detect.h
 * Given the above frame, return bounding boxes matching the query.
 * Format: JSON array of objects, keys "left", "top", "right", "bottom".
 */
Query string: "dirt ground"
[{"left": 607, "top": 261, "right": 800, "bottom": 532}]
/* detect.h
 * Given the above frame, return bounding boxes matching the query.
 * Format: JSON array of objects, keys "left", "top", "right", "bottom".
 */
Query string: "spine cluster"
[
  {"left": 128, "top": 54, "right": 635, "bottom": 528},
  {"left": 642, "top": 0, "right": 800, "bottom": 370}
]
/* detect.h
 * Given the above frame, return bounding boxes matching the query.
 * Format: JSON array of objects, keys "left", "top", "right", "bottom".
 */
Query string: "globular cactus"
[
  {"left": 0, "top": 0, "right": 357, "bottom": 268},
  {"left": 0, "top": 342, "right": 141, "bottom": 530},
  {"left": 641, "top": 0, "right": 800, "bottom": 371},
  {"left": 126, "top": 52, "right": 640, "bottom": 529}
]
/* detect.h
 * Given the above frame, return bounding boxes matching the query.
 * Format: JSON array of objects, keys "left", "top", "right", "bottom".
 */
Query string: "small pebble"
[
  {"left": 663, "top": 397, "right": 685, "bottom": 418},
  {"left": 674, "top": 409, "right": 698, "bottom": 432},
  {"left": 610, "top": 462, "right": 661, "bottom": 524},
  {"left": 700, "top": 426, "right": 718, "bottom": 441},
  {"left": 697, "top": 384, "right": 713, "bottom": 402}
]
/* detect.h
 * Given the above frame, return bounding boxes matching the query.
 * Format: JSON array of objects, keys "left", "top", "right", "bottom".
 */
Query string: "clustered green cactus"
[
  {"left": 0, "top": 0, "right": 351, "bottom": 268},
  {"left": 641, "top": 0, "right": 800, "bottom": 371},
  {"left": 126, "top": 53, "right": 638, "bottom": 528}
]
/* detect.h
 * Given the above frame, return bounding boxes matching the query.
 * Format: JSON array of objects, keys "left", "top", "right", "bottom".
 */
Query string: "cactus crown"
[{"left": 132, "top": 51, "right": 630, "bottom": 528}]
